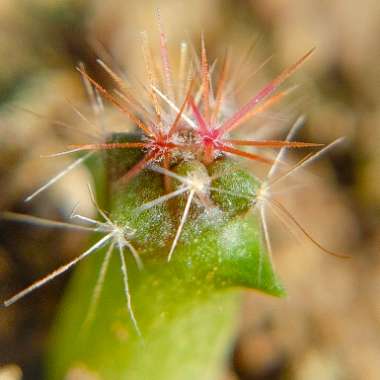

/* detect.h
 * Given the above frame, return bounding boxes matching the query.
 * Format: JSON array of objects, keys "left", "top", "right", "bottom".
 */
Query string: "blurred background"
[{"left": 0, "top": 0, "right": 379, "bottom": 379}]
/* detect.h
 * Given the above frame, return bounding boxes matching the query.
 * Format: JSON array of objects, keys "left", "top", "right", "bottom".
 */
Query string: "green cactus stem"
[{"left": 47, "top": 133, "right": 284, "bottom": 380}]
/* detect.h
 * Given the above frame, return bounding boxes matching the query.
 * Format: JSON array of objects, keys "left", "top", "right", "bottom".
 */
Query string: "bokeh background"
[{"left": 0, "top": 1, "right": 379, "bottom": 379}]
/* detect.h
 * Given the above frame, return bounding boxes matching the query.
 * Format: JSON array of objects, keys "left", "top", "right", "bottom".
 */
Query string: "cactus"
[{"left": 2, "top": 19, "right": 341, "bottom": 380}]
